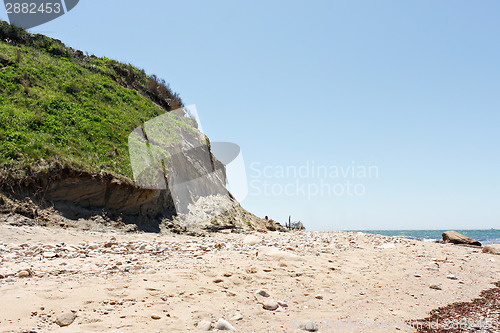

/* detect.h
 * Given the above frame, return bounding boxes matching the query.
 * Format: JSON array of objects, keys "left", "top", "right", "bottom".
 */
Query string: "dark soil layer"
[{"left": 409, "top": 282, "right": 500, "bottom": 332}]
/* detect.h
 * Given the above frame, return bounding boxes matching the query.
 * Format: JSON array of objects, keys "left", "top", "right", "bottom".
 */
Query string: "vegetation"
[{"left": 0, "top": 20, "right": 184, "bottom": 181}]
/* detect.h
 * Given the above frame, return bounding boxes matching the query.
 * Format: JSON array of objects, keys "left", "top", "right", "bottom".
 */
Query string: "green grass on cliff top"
[{"left": 0, "top": 21, "right": 183, "bottom": 181}]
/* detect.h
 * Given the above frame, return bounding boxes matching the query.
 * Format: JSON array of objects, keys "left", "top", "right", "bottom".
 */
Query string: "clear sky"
[{"left": 2, "top": 1, "right": 499, "bottom": 230}]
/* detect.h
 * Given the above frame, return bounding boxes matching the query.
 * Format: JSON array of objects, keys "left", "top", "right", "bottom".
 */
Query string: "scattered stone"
[
  {"left": 161, "top": 296, "right": 168, "bottom": 301},
  {"left": 43, "top": 252, "right": 57, "bottom": 259},
  {"left": 442, "top": 231, "right": 481, "bottom": 246},
  {"left": 299, "top": 321, "right": 319, "bottom": 332},
  {"left": 55, "top": 312, "right": 76, "bottom": 327},
  {"left": 262, "top": 299, "right": 279, "bottom": 311},
  {"left": 151, "top": 314, "right": 161, "bottom": 320},
  {"left": 482, "top": 244, "right": 500, "bottom": 255},
  {"left": 429, "top": 284, "right": 442, "bottom": 290},
  {"left": 446, "top": 274, "right": 457, "bottom": 280},
  {"left": 145, "top": 268, "right": 156, "bottom": 274},
  {"left": 16, "top": 270, "right": 30, "bottom": 278},
  {"left": 256, "top": 289, "right": 270, "bottom": 297},
  {"left": 213, "top": 277, "right": 224, "bottom": 283},
  {"left": 231, "top": 312, "right": 243, "bottom": 321},
  {"left": 214, "top": 318, "right": 236, "bottom": 331},
  {"left": 277, "top": 300, "right": 288, "bottom": 308},
  {"left": 315, "top": 294, "right": 323, "bottom": 299}
]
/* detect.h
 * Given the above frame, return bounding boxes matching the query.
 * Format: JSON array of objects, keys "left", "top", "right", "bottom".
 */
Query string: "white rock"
[
  {"left": 262, "top": 299, "right": 279, "bottom": 311},
  {"left": 55, "top": 312, "right": 76, "bottom": 327},
  {"left": 446, "top": 274, "right": 457, "bottom": 280},
  {"left": 43, "top": 252, "right": 57, "bottom": 259},
  {"left": 214, "top": 318, "right": 236, "bottom": 331}
]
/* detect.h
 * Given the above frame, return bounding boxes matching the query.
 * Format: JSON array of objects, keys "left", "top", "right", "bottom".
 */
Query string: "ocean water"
[{"left": 349, "top": 229, "right": 500, "bottom": 246}]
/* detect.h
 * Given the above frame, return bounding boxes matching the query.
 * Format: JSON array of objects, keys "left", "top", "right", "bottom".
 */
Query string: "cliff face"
[{"left": 0, "top": 21, "right": 283, "bottom": 233}]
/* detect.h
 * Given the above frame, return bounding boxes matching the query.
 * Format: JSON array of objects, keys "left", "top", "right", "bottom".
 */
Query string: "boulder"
[
  {"left": 482, "top": 244, "right": 500, "bottom": 255},
  {"left": 442, "top": 231, "right": 481, "bottom": 246}
]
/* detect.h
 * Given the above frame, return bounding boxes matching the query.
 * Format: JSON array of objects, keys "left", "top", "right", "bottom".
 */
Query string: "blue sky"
[{"left": 2, "top": 1, "right": 499, "bottom": 230}]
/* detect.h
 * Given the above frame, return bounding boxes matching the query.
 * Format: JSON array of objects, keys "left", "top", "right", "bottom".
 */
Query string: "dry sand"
[{"left": 0, "top": 223, "right": 499, "bottom": 332}]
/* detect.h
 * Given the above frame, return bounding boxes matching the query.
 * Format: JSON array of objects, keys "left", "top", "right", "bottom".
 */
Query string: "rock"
[
  {"left": 214, "top": 318, "right": 236, "bottom": 331},
  {"left": 231, "top": 312, "right": 243, "bottom": 321},
  {"left": 429, "top": 284, "right": 442, "bottom": 290},
  {"left": 446, "top": 274, "right": 457, "bottom": 280},
  {"left": 243, "top": 235, "right": 260, "bottom": 246},
  {"left": 16, "top": 270, "right": 30, "bottom": 278},
  {"left": 151, "top": 314, "right": 161, "bottom": 320},
  {"left": 442, "top": 231, "right": 481, "bottom": 246},
  {"left": 161, "top": 296, "right": 168, "bottom": 301},
  {"left": 277, "top": 300, "right": 288, "bottom": 307},
  {"left": 315, "top": 294, "right": 323, "bottom": 299},
  {"left": 483, "top": 244, "right": 500, "bottom": 255},
  {"left": 256, "top": 289, "right": 270, "bottom": 297},
  {"left": 43, "top": 252, "right": 57, "bottom": 259},
  {"left": 197, "top": 320, "right": 212, "bottom": 331},
  {"left": 55, "top": 312, "right": 76, "bottom": 327},
  {"left": 213, "top": 277, "right": 224, "bottom": 283},
  {"left": 262, "top": 299, "right": 279, "bottom": 311},
  {"left": 299, "top": 321, "right": 319, "bottom": 332},
  {"left": 146, "top": 268, "right": 156, "bottom": 274},
  {"left": 103, "top": 306, "right": 115, "bottom": 312}
]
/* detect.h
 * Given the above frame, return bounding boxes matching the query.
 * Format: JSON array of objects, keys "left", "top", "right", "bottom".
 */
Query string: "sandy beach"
[{"left": 0, "top": 222, "right": 499, "bottom": 332}]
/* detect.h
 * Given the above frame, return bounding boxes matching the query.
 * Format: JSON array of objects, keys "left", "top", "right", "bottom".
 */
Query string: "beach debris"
[
  {"left": 442, "top": 231, "right": 481, "bottom": 246},
  {"left": 214, "top": 318, "right": 236, "bottom": 330},
  {"left": 299, "top": 321, "right": 319, "bottom": 332},
  {"left": 231, "top": 312, "right": 244, "bottom": 321},
  {"left": 262, "top": 299, "right": 279, "bottom": 311},
  {"left": 277, "top": 300, "right": 288, "bottom": 307},
  {"left": 55, "top": 312, "right": 76, "bottom": 327},
  {"left": 256, "top": 289, "right": 270, "bottom": 297}
]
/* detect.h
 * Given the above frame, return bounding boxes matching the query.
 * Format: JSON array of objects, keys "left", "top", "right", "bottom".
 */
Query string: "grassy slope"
[{"left": 0, "top": 21, "right": 182, "bottom": 181}]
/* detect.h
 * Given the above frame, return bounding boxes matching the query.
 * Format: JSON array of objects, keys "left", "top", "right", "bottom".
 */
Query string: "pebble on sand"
[
  {"left": 214, "top": 318, "right": 236, "bottom": 331},
  {"left": 262, "top": 300, "right": 279, "bottom": 311},
  {"left": 55, "top": 312, "right": 76, "bottom": 327},
  {"left": 16, "top": 270, "right": 30, "bottom": 278},
  {"left": 256, "top": 289, "right": 270, "bottom": 297},
  {"left": 151, "top": 314, "right": 161, "bottom": 320}
]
